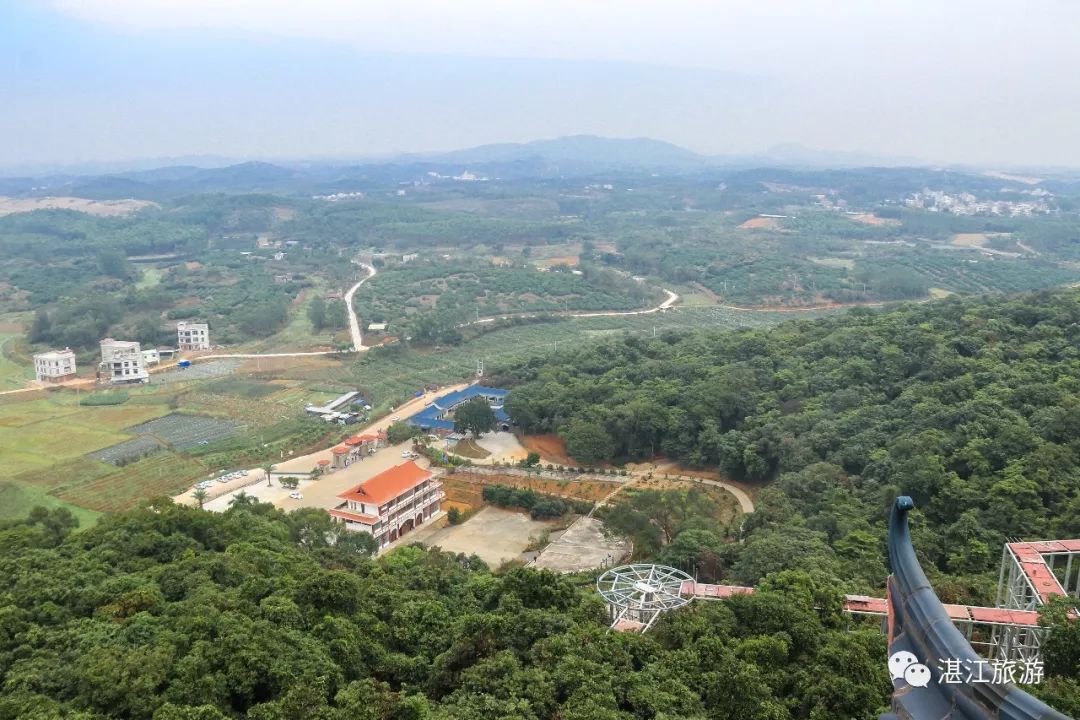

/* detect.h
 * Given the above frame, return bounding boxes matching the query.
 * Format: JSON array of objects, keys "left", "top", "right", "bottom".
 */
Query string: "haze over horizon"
[{"left": 4, "top": 0, "right": 1080, "bottom": 171}]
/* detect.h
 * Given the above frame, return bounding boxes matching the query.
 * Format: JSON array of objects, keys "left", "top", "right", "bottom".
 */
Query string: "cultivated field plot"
[
  {"left": 0, "top": 479, "right": 100, "bottom": 526},
  {"left": 347, "top": 307, "right": 797, "bottom": 403},
  {"left": 0, "top": 419, "right": 127, "bottom": 478},
  {"left": 13, "top": 456, "right": 116, "bottom": 492},
  {"left": 126, "top": 414, "right": 242, "bottom": 450},
  {"left": 203, "top": 379, "right": 281, "bottom": 398},
  {"left": 88, "top": 435, "right": 164, "bottom": 466},
  {"left": 150, "top": 359, "right": 243, "bottom": 385},
  {"left": 55, "top": 451, "right": 208, "bottom": 513}
]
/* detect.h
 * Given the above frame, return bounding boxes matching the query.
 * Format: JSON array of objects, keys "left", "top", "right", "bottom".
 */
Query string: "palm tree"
[
  {"left": 229, "top": 491, "right": 254, "bottom": 509},
  {"left": 263, "top": 463, "right": 274, "bottom": 486},
  {"left": 192, "top": 488, "right": 209, "bottom": 509}
]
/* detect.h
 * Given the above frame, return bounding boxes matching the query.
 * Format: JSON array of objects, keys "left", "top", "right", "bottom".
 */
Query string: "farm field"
[
  {"left": 0, "top": 332, "right": 33, "bottom": 390},
  {"left": 347, "top": 306, "right": 803, "bottom": 403},
  {"left": 0, "top": 304, "right": 823, "bottom": 523},
  {"left": 55, "top": 451, "right": 209, "bottom": 512},
  {"left": 0, "top": 479, "right": 100, "bottom": 526}
]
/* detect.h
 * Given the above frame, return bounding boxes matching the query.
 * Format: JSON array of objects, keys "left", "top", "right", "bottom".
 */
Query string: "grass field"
[
  {"left": 0, "top": 480, "right": 101, "bottom": 526},
  {"left": 0, "top": 332, "right": 33, "bottom": 390},
  {"left": 452, "top": 438, "right": 491, "bottom": 459},
  {"left": 135, "top": 266, "right": 163, "bottom": 289},
  {"left": 0, "top": 398, "right": 174, "bottom": 479}
]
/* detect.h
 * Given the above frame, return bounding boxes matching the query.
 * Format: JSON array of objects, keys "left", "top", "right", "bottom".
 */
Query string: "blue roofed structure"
[{"left": 406, "top": 385, "right": 510, "bottom": 433}]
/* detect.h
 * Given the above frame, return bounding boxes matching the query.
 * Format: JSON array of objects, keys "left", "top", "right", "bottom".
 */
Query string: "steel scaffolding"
[{"left": 992, "top": 540, "right": 1080, "bottom": 661}]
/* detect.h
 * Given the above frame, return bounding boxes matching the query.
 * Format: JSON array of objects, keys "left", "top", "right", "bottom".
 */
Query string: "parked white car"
[{"left": 289, "top": 492, "right": 303, "bottom": 500}]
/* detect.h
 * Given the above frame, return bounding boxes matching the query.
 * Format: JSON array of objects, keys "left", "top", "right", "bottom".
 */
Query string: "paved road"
[
  {"left": 463, "top": 288, "right": 681, "bottom": 327},
  {"left": 343, "top": 261, "right": 376, "bottom": 351},
  {"left": 173, "top": 382, "right": 469, "bottom": 508}
]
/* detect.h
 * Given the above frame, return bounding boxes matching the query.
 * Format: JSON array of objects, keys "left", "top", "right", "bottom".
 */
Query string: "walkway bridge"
[{"left": 598, "top": 497, "right": 1077, "bottom": 718}]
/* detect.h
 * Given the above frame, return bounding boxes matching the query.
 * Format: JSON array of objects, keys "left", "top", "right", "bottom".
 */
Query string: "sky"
[{"left": 3, "top": 0, "right": 1080, "bottom": 170}]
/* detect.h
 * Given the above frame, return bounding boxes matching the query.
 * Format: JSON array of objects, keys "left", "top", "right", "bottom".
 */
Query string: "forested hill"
[
  {"left": 499, "top": 290, "right": 1080, "bottom": 595},
  {"left": 0, "top": 503, "right": 894, "bottom": 720}
]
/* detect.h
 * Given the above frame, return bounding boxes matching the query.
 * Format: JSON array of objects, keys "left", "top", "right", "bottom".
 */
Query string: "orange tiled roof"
[
  {"left": 331, "top": 445, "right": 350, "bottom": 455},
  {"left": 343, "top": 437, "right": 362, "bottom": 446},
  {"left": 328, "top": 507, "right": 379, "bottom": 524},
  {"left": 337, "top": 460, "right": 432, "bottom": 505}
]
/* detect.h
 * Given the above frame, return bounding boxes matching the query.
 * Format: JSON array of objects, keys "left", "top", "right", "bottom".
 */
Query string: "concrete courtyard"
[
  {"left": 531, "top": 516, "right": 629, "bottom": 573},
  {"left": 413, "top": 506, "right": 555, "bottom": 567}
]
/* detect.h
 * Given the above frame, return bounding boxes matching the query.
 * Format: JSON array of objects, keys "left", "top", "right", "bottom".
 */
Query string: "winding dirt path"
[
  {"left": 462, "top": 288, "right": 681, "bottom": 328},
  {"left": 343, "top": 261, "right": 377, "bottom": 351}
]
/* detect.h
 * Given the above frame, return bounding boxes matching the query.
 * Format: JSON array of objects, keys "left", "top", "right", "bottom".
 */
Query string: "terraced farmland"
[{"left": 55, "top": 451, "right": 208, "bottom": 512}]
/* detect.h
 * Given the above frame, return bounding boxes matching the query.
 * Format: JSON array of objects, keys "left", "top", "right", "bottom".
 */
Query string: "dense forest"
[
  {"left": 0, "top": 503, "right": 898, "bottom": 720},
  {"left": 499, "top": 290, "right": 1080, "bottom": 600}
]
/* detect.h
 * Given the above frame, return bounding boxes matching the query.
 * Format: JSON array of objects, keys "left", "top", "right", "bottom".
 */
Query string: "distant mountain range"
[{"left": 2, "top": 135, "right": 1076, "bottom": 200}]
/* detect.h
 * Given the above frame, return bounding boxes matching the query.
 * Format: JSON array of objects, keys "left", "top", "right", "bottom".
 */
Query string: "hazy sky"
[{"left": 3, "top": 0, "right": 1080, "bottom": 170}]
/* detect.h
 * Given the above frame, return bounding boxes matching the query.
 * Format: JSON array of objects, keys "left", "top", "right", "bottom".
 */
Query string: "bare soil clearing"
[
  {"left": 739, "top": 216, "right": 781, "bottom": 230},
  {"left": 0, "top": 196, "right": 155, "bottom": 217},
  {"left": 849, "top": 213, "right": 900, "bottom": 226},
  {"left": 520, "top": 434, "right": 576, "bottom": 465}
]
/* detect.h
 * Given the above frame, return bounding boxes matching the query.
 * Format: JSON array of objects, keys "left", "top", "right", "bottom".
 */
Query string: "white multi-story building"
[
  {"left": 33, "top": 348, "right": 77, "bottom": 383},
  {"left": 99, "top": 339, "right": 149, "bottom": 384},
  {"left": 329, "top": 460, "right": 444, "bottom": 551},
  {"left": 176, "top": 321, "right": 210, "bottom": 351}
]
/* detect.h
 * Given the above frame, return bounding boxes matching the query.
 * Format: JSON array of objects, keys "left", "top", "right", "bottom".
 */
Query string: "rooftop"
[
  {"left": 34, "top": 347, "right": 75, "bottom": 360},
  {"left": 337, "top": 460, "right": 432, "bottom": 505}
]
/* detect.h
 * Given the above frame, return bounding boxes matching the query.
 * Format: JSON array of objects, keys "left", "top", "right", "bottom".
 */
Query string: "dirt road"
[
  {"left": 344, "top": 261, "right": 377, "bottom": 351},
  {"left": 462, "top": 288, "right": 681, "bottom": 328}
]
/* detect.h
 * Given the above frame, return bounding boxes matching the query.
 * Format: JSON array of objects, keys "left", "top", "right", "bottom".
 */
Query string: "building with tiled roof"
[
  {"left": 406, "top": 385, "right": 510, "bottom": 433},
  {"left": 328, "top": 460, "right": 444, "bottom": 550}
]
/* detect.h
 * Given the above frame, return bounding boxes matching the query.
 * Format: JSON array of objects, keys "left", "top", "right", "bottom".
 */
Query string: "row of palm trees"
[{"left": 190, "top": 463, "right": 275, "bottom": 509}]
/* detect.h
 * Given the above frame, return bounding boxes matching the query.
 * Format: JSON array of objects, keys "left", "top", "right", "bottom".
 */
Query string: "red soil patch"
[
  {"left": 447, "top": 471, "right": 617, "bottom": 503},
  {"left": 521, "top": 434, "right": 576, "bottom": 465},
  {"left": 849, "top": 213, "right": 899, "bottom": 227},
  {"left": 739, "top": 217, "right": 781, "bottom": 230}
]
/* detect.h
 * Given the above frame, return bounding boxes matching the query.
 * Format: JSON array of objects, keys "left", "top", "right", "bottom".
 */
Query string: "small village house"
[{"left": 33, "top": 348, "right": 76, "bottom": 382}]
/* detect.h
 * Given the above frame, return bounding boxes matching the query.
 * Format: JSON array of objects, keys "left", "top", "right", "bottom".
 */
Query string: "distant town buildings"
[
  {"left": 402, "top": 253, "right": 419, "bottom": 263},
  {"left": 99, "top": 339, "right": 149, "bottom": 384},
  {"left": 141, "top": 348, "right": 160, "bottom": 366},
  {"left": 904, "top": 189, "right": 1052, "bottom": 217},
  {"left": 177, "top": 321, "right": 210, "bottom": 351},
  {"left": 329, "top": 460, "right": 444, "bottom": 550},
  {"left": 311, "top": 191, "right": 366, "bottom": 202},
  {"left": 33, "top": 348, "right": 76, "bottom": 383}
]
